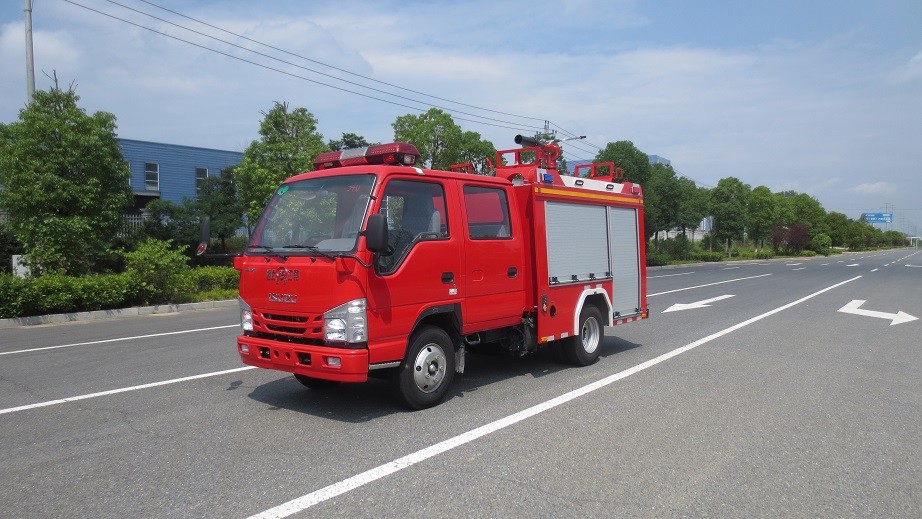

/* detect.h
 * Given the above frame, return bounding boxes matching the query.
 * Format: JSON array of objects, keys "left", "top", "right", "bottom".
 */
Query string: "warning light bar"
[{"left": 313, "top": 142, "right": 420, "bottom": 170}]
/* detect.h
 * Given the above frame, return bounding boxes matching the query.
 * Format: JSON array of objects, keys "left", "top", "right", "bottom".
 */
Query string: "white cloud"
[
  {"left": 849, "top": 182, "right": 898, "bottom": 195},
  {"left": 888, "top": 50, "right": 922, "bottom": 85}
]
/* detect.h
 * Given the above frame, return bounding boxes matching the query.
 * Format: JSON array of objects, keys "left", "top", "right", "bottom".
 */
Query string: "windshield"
[{"left": 249, "top": 174, "right": 375, "bottom": 255}]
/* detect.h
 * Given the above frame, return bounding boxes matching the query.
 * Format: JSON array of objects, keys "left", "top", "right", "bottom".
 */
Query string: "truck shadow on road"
[{"left": 245, "top": 335, "right": 642, "bottom": 423}]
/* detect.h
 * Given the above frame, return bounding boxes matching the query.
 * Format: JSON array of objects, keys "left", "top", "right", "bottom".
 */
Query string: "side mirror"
[
  {"left": 196, "top": 216, "right": 211, "bottom": 256},
  {"left": 364, "top": 213, "right": 388, "bottom": 252}
]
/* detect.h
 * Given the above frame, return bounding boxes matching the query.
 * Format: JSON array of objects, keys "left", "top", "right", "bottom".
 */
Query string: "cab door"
[
  {"left": 459, "top": 182, "right": 525, "bottom": 331},
  {"left": 367, "top": 177, "right": 462, "bottom": 345}
]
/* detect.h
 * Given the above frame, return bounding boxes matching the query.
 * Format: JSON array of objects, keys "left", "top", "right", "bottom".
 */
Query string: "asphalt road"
[{"left": 1, "top": 249, "right": 920, "bottom": 518}]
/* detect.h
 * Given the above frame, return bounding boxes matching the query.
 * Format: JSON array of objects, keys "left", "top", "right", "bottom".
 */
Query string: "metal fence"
[{"left": 121, "top": 213, "right": 148, "bottom": 236}]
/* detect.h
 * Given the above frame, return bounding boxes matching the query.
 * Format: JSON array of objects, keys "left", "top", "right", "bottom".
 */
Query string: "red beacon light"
[{"left": 313, "top": 142, "right": 420, "bottom": 170}]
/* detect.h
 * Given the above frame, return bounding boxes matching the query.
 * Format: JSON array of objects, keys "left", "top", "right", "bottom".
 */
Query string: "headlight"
[
  {"left": 239, "top": 296, "right": 253, "bottom": 332},
  {"left": 324, "top": 298, "right": 367, "bottom": 343}
]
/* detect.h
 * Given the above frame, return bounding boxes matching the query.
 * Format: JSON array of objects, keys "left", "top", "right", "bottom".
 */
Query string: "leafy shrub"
[
  {"left": 186, "top": 266, "right": 239, "bottom": 292},
  {"left": 692, "top": 251, "right": 724, "bottom": 262},
  {"left": 24, "top": 274, "right": 80, "bottom": 315},
  {"left": 657, "top": 236, "right": 693, "bottom": 261},
  {"left": 0, "top": 225, "right": 23, "bottom": 275},
  {"left": 0, "top": 274, "right": 28, "bottom": 318},
  {"left": 755, "top": 250, "right": 775, "bottom": 259},
  {"left": 647, "top": 251, "right": 670, "bottom": 266},
  {"left": 799, "top": 250, "right": 818, "bottom": 257},
  {"left": 74, "top": 273, "right": 141, "bottom": 310},
  {"left": 121, "top": 238, "right": 193, "bottom": 304},
  {"left": 810, "top": 234, "right": 832, "bottom": 256}
]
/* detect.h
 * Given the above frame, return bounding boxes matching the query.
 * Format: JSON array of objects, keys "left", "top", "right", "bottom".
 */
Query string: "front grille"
[
  {"left": 254, "top": 309, "right": 323, "bottom": 343},
  {"left": 263, "top": 313, "right": 308, "bottom": 323},
  {"left": 266, "top": 324, "right": 306, "bottom": 334}
]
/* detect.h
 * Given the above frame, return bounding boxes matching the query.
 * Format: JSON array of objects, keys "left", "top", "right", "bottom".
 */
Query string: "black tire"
[
  {"left": 293, "top": 374, "right": 339, "bottom": 390},
  {"left": 393, "top": 326, "right": 456, "bottom": 410},
  {"left": 563, "top": 305, "right": 605, "bottom": 366}
]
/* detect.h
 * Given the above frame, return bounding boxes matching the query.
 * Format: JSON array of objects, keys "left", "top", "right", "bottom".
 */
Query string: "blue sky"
[{"left": 2, "top": 1, "right": 921, "bottom": 232}]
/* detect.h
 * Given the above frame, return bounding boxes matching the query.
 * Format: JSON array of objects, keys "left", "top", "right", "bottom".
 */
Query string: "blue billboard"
[{"left": 862, "top": 212, "right": 893, "bottom": 224}]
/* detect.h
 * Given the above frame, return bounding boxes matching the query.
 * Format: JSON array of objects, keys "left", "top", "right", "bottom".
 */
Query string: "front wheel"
[
  {"left": 393, "top": 326, "right": 456, "bottom": 410},
  {"left": 563, "top": 305, "right": 605, "bottom": 366}
]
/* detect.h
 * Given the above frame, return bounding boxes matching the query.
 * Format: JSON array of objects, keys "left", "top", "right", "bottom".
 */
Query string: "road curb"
[{"left": 0, "top": 299, "right": 237, "bottom": 329}]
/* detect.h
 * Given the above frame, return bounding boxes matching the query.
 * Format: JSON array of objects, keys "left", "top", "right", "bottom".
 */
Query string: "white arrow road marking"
[
  {"left": 837, "top": 300, "right": 918, "bottom": 326},
  {"left": 663, "top": 294, "right": 735, "bottom": 313}
]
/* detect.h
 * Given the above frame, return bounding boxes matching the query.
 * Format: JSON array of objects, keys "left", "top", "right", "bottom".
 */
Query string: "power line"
[
  {"left": 83, "top": 0, "right": 546, "bottom": 132},
  {"left": 62, "top": 0, "right": 655, "bottom": 164},
  {"left": 131, "top": 0, "right": 549, "bottom": 125}
]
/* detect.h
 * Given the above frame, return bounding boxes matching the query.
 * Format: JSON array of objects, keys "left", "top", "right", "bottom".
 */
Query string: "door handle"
[
  {"left": 441, "top": 272, "right": 454, "bottom": 284},
  {"left": 507, "top": 267, "right": 517, "bottom": 278}
]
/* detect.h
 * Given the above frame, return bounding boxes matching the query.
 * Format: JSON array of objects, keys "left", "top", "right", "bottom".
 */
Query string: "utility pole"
[{"left": 24, "top": 0, "right": 36, "bottom": 104}]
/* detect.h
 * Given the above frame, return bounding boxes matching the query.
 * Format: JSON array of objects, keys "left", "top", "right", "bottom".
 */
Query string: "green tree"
[
  {"left": 824, "top": 211, "right": 852, "bottom": 247},
  {"left": 195, "top": 168, "right": 244, "bottom": 252},
  {"left": 328, "top": 132, "right": 371, "bottom": 151},
  {"left": 788, "top": 192, "right": 826, "bottom": 237},
  {"left": 747, "top": 186, "right": 777, "bottom": 249},
  {"left": 235, "top": 102, "right": 328, "bottom": 224},
  {"left": 139, "top": 168, "right": 243, "bottom": 255},
  {"left": 594, "top": 140, "right": 652, "bottom": 187},
  {"left": 678, "top": 183, "right": 710, "bottom": 241},
  {"left": 139, "top": 199, "right": 198, "bottom": 251},
  {"left": 458, "top": 130, "right": 498, "bottom": 174},
  {"left": 0, "top": 85, "right": 131, "bottom": 275},
  {"left": 645, "top": 163, "right": 681, "bottom": 242},
  {"left": 392, "top": 108, "right": 463, "bottom": 170},
  {"left": 710, "top": 177, "right": 751, "bottom": 253}
]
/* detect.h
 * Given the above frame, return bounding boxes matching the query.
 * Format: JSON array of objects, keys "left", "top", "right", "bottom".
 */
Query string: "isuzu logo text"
[
  {"left": 268, "top": 293, "right": 298, "bottom": 304},
  {"left": 266, "top": 267, "right": 299, "bottom": 284}
]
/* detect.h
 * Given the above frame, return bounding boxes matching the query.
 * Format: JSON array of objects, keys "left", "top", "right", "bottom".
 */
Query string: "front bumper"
[{"left": 237, "top": 335, "right": 369, "bottom": 383}]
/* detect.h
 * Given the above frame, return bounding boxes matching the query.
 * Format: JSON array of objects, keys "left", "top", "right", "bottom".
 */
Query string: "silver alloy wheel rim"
[
  {"left": 413, "top": 343, "right": 446, "bottom": 393},
  {"left": 581, "top": 317, "right": 600, "bottom": 354}
]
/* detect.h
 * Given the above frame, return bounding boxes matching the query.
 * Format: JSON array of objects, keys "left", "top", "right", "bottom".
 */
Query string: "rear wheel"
[
  {"left": 393, "top": 326, "right": 456, "bottom": 410},
  {"left": 563, "top": 305, "right": 604, "bottom": 366},
  {"left": 293, "top": 374, "right": 339, "bottom": 390}
]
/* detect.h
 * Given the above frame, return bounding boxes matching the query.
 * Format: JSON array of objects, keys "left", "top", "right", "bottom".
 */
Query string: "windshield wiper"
[
  {"left": 247, "top": 244, "right": 288, "bottom": 261},
  {"left": 282, "top": 244, "right": 374, "bottom": 268},
  {"left": 283, "top": 245, "right": 337, "bottom": 260}
]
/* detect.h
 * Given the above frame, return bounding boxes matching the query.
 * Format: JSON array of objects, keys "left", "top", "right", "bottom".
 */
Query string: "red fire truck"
[{"left": 232, "top": 136, "right": 648, "bottom": 409}]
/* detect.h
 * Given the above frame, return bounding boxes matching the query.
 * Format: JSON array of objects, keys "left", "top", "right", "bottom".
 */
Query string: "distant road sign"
[{"left": 863, "top": 212, "right": 893, "bottom": 224}]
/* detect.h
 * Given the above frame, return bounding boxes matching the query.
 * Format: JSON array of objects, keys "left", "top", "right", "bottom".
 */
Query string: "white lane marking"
[
  {"left": 0, "top": 366, "right": 256, "bottom": 415},
  {"left": 722, "top": 267, "right": 740, "bottom": 270},
  {"left": 648, "top": 272, "right": 695, "bottom": 279},
  {"left": 0, "top": 325, "right": 240, "bottom": 356},
  {"left": 663, "top": 295, "right": 735, "bottom": 313},
  {"left": 792, "top": 267, "right": 806, "bottom": 271},
  {"left": 648, "top": 274, "right": 772, "bottom": 297},
  {"left": 247, "top": 275, "right": 863, "bottom": 519},
  {"left": 837, "top": 300, "right": 918, "bottom": 326},
  {"left": 871, "top": 268, "right": 879, "bottom": 272},
  {"left": 847, "top": 264, "right": 860, "bottom": 267},
  {"left": 786, "top": 263, "right": 802, "bottom": 266}
]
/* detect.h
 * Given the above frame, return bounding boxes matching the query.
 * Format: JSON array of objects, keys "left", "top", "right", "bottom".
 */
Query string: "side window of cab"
[
  {"left": 376, "top": 179, "right": 448, "bottom": 274},
  {"left": 463, "top": 184, "right": 512, "bottom": 239}
]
